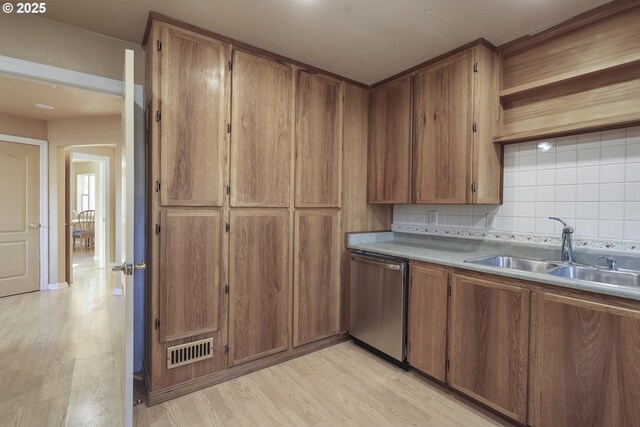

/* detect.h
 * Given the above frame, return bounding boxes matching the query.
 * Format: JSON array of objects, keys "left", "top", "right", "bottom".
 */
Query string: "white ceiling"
[
  {"left": 43, "top": 0, "right": 612, "bottom": 85},
  {"left": 0, "top": 74, "right": 121, "bottom": 121}
]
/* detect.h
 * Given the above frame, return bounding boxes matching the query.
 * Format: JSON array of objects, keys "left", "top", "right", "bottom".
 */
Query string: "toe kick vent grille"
[{"left": 167, "top": 338, "right": 214, "bottom": 369}]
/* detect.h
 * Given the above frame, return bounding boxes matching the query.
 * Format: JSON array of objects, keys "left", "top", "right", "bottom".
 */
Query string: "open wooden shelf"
[{"left": 495, "top": 4, "right": 640, "bottom": 144}]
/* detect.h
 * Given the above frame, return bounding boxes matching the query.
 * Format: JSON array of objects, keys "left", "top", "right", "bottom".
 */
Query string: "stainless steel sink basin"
[
  {"left": 548, "top": 265, "right": 639, "bottom": 287},
  {"left": 464, "top": 255, "right": 562, "bottom": 273}
]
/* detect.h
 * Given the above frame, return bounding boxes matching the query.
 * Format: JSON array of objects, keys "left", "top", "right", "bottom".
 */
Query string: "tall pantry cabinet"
[{"left": 144, "top": 18, "right": 349, "bottom": 402}]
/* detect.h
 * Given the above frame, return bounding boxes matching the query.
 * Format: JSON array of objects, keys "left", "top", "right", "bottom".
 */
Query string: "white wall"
[{"left": 393, "top": 126, "right": 640, "bottom": 250}]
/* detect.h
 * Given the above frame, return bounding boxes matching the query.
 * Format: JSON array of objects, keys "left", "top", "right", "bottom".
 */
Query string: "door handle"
[
  {"left": 135, "top": 261, "right": 146, "bottom": 270},
  {"left": 351, "top": 255, "right": 402, "bottom": 271},
  {"left": 112, "top": 261, "right": 146, "bottom": 275},
  {"left": 30, "top": 223, "right": 41, "bottom": 229}
]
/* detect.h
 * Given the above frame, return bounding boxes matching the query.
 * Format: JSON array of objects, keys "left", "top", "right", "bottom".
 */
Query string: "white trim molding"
[
  {"left": 47, "top": 282, "right": 69, "bottom": 291},
  {"left": 0, "top": 133, "right": 49, "bottom": 291}
]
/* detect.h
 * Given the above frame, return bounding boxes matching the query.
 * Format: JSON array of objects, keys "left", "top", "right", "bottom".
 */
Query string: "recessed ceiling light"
[{"left": 35, "top": 103, "right": 55, "bottom": 110}]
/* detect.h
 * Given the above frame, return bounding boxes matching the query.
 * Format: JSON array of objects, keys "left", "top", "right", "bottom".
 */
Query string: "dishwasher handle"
[{"left": 351, "top": 254, "right": 403, "bottom": 271}]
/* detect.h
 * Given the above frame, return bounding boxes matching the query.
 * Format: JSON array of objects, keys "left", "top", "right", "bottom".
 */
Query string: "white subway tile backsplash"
[
  {"left": 626, "top": 183, "right": 640, "bottom": 201},
  {"left": 392, "top": 127, "right": 640, "bottom": 249},
  {"left": 626, "top": 163, "right": 640, "bottom": 182},
  {"left": 576, "top": 202, "right": 599, "bottom": 220},
  {"left": 599, "top": 183, "right": 625, "bottom": 202},
  {"left": 576, "top": 166, "right": 600, "bottom": 184},
  {"left": 599, "top": 220, "right": 623, "bottom": 239},
  {"left": 576, "top": 184, "right": 598, "bottom": 201},
  {"left": 599, "top": 165, "right": 625, "bottom": 183},
  {"left": 599, "top": 202, "right": 624, "bottom": 221},
  {"left": 577, "top": 148, "right": 600, "bottom": 166}
]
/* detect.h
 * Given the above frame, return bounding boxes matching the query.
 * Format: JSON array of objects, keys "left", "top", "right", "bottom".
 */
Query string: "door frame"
[
  {"left": 71, "top": 151, "right": 111, "bottom": 269},
  {"left": 0, "top": 53, "right": 144, "bottom": 290},
  {"left": 0, "top": 133, "right": 48, "bottom": 291}
]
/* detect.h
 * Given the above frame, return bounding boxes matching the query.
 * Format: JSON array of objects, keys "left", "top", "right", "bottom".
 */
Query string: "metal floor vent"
[{"left": 167, "top": 338, "right": 214, "bottom": 369}]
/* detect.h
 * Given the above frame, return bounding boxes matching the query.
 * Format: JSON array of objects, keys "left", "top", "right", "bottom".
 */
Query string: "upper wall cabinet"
[
  {"left": 367, "top": 75, "right": 413, "bottom": 204},
  {"left": 230, "top": 50, "right": 292, "bottom": 207},
  {"left": 160, "top": 25, "right": 228, "bottom": 207},
  {"left": 295, "top": 71, "right": 343, "bottom": 208},
  {"left": 413, "top": 51, "right": 473, "bottom": 204},
  {"left": 496, "top": 3, "right": 640, "bottom": 143}
]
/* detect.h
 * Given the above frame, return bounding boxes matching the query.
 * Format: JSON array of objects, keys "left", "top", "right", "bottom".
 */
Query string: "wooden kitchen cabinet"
[
  {"left": 229, "top": 210, "right": 290, "bottom": 365},
  {"left": 293, "top": 210, "right": 341, "bottom": 347},
  {"left": 531, "top": 292, "right": 640, "bottom": 427},
  {"left": 159, "top": 209, "right": 226, "bottom": 344},
  {"left": 230, "top": 50, "right": 292, "bottom": 207},
  {"left": 367, "top": 75, "right": 412, "bottom": 204},
  {"left": 407, "top": 261, "right": 448, "bottom": 382},
  {"left": 448, "top": 273, "right": 530, "bottom": 423},
  {"left": 413, "top": 44, "right": 502, "bottom": 204},
  {"left": 159, "top": 24, "right": 228, "bottom": 207},
  {"left": 295, "top": 71, "right": 343, "bottom": 208}
]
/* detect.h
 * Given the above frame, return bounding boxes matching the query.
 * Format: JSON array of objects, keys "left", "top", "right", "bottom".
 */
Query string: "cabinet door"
[
  {"left": 532, "top": 293, "right": 640, "bottom": 427},
  {"left": 449, "top": 274, "right": 529, "bottom": 423},
  {"left": 414, "top": 51, "right": 473, "bottom": 203},
  {"left": 368, "top": 75, "right": 412, "bottom": 204},
  {"left": 230, "top": 51, "right": 292, "bottom": 207},
  {"left": 229, "top": 210, "right": 290, "bottom": 365},
  {"left": 293, "top": 210, "right": 340, "bottom": 347},
  {"left": 160, "top": 25, "right": 227, "bottom": 207},
  {"left": 407, "top": 262, "right": 448, "bottom": 382},
  {"left": 159, "top": 210, "right": 225, "bottom": 347},
  {"left": 295, "top": 72, "right": 342, "bottom": 208}
]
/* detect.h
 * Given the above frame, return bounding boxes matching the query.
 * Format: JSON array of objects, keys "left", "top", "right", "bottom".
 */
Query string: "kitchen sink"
[
  {"left": 464, "top": 255, "right": 562, "bottom": 273},
  {"left": 548, "top": 265, "right": 639, "bottom": 287}
]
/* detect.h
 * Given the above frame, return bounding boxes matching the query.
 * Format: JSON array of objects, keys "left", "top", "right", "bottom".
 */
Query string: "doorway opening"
[{"left": 69, "top": 151, "right": 112, "bottom": 276}]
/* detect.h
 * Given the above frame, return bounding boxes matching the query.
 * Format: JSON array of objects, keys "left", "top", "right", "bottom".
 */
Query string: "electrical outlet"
[
  {"left": 427, "top": 210, "right": 438, "bottom": 225},
  {"left": 487, "top": 215, "right": 496, "bottom": 229}
]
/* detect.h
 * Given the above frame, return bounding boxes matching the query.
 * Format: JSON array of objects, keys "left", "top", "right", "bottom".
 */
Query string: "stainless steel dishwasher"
[{"left": 349, "top": 251, "right": 408, "bottom": 368}]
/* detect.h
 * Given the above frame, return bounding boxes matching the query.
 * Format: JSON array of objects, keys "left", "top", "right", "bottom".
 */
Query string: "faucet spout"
[{"left": 548, "top": 217, "right": 575, "bottom": 264}]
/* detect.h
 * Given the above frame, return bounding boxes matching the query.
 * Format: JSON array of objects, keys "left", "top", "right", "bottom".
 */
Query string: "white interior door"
[
  {"left": 113, "top": 48, "right": 135, "bottom": 427},
  {"left": 0, "top": 141, "right": 40, "bottom": 297}
]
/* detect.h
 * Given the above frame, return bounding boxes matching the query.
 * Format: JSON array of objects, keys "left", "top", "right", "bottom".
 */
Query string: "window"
[{"left": 77, "top": 174, "right": 95, "bottom": 212}]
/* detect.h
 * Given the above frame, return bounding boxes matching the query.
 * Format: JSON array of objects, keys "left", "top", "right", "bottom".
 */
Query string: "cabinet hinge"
[
  {"left": 155, "top": 224, "right": 160, "bottom": 235},
  {"left": 471, "top": 182, "right": 477, "bottom": 193},
  {"left": 473, "top": 62, "right": 478, "bottom": 73},
  {"left": 448, "top": 285, "right": 452, "bottom": 296},
  {"left": 446, "top": 359, "right": 450, "bottom": 372},
  {"left": 155, "top": 181, "right": 160, "bottom": 192},
  {"left": 225, "top": 185, "right": 230, "bottom": 195},
  {"left": 228, "top": 61, "right": 233, "bottom": 71},
  {"left": 224, "top": 345, "right": 229, "bottom": 355},
  {"left": 472, "top": 122, "right": 477, "bottom": 133},
  {"left": 225, "top": 223, "right": 230, "bottom": 233},
  {"left": 155, "top": 319, "right": 160, "bottom": 329},
  {"left": 155, "top": 111, "right": 161, "bottom": 122},
  {"left": 156, "top": 40, "right": 162, "bottom": 52},
  {"left": 227, "top": 123, "right": 231, "bottom": 134},
  {"left": 225, "top": 284, "right": 229, "bottom": 294}
]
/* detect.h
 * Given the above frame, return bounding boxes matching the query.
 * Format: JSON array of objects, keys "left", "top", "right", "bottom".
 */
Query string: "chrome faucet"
[
  {"left": 597, "top": 256, "right": 617, "bottom": 270},
  {"left": 549, "top": 217, "right": 574, "bottom": 264}
]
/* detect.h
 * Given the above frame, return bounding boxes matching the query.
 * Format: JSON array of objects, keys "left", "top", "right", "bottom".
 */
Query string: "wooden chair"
[{"left": 73, "top": 210, "right": 96, "bottom": 249}]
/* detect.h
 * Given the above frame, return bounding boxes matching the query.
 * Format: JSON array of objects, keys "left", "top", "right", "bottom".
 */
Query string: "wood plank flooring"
[
  {"left": 1, "top": 254, "right": 512, "bottom": 427},
  {"left": 135, "top": 343, "right": 513, "bottom": 426},
  {"left": 0, "top": 262, "right": 123, "bottom": 427}
]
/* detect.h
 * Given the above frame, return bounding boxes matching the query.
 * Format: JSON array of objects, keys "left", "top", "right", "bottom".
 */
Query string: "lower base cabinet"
[
  {"left": 531, "top": 292, "right": 640, "bottom": 427},
  {"left": 447, "top": 274, "right": 530, "bottom": 424},
  {"left": 407, "top": 261, "right": 448, "bottom": 381}
]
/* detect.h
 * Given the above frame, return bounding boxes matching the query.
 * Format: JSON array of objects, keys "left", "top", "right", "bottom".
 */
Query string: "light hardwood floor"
[
  {"left": 1, "top": 261, "right": 512, "bottom": 427},
  {"left": 0, "top": 265, "right": 123, "bottom": 427},
  {"left": 135, "top": 343, "right": 513, "bottom": 427}
]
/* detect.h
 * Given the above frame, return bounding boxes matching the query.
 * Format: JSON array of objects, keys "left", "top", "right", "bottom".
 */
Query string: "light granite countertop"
[{"left": 347, "top": 232, "right": 640, "bottom": 302}]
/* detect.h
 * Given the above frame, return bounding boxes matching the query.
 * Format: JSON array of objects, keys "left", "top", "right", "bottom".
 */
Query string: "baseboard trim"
[
  {"left": 47, "top": 282, "right": 68, "bottom": 291},
  {"left": 146, "top": 332, "right": 350, "bottom": 406}
]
